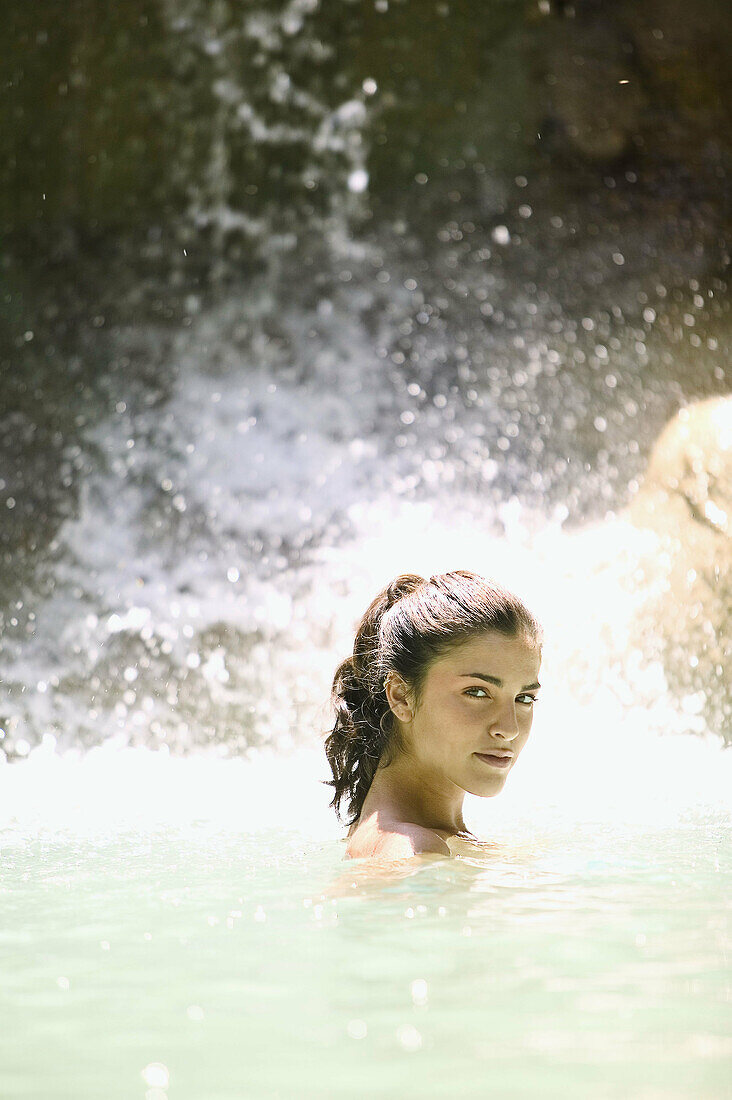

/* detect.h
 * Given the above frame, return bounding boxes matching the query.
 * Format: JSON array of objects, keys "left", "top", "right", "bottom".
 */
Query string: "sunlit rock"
[
  {"left": 627, "top": 395, "right": 731, "bottom": 741},
  {"left": 629, "top": 396, "right": 732, "bottom": 541}
]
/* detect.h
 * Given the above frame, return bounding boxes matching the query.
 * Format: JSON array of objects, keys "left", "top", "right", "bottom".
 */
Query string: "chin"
[
  {"left": 483, "top": 782, "right": 507, "bottom": 798},
  {"left": 467, "top": 777, "right": 507, "bottom": 798}
]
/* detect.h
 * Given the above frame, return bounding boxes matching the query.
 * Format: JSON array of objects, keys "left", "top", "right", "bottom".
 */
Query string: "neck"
[{"left": 361, "top": 751, "right": 468, "bottom": 835}]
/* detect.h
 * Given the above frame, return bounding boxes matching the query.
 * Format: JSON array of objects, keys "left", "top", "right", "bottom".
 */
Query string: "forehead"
[{"left": 430, "top": 631, "right": 541, "bottom": 681}]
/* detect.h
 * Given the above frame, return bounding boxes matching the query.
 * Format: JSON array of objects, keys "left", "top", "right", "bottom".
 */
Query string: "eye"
[
  {"left": 464, "top": 687, "right": 490, "bottom": 699},
  {"left": 516, "top": 694, "right": 537, "bottom": 706}
]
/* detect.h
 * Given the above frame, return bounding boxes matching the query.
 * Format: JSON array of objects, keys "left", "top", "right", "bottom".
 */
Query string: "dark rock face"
[
  {"left": 541, "top": 0, "right": 732, "bottom": 171},
  {"left": 4, "top": 0, "right": 730, "bottom": 248}
]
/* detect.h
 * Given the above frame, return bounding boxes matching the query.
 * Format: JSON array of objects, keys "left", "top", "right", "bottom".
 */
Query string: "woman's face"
[{"left": 398, "top": 631, "right": 542, "bottom": 797}]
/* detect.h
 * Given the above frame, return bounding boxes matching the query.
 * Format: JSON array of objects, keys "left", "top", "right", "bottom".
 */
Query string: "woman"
[{"left": 323, "top": 570, "right": 542, "bottom": 861}]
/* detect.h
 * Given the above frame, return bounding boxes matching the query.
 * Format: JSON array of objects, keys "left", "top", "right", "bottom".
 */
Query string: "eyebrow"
[{"left": 459, "top": 673, "right": 541, "bottom": 691}]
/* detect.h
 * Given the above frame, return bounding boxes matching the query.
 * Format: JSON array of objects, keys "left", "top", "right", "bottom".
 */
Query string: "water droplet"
[
  {"left": 347, "top": 169, "right": 369, "bottom": 194},
  {"left": 397, "top": 1024, "right": 423, "bottom": 1052},
  {"left": 142, "top": 1063, "right": 169, "bottom": 1089},
  {"left": 410, "top": 978, "right": 428, "bottom": 1005}
]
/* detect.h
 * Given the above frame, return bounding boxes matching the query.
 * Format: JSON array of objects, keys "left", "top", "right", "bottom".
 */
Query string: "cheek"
[
  {"left": 419, "top": 701, "right": 469, "bottom": 752},
  {"left": 518, "top": 712, "right": 534, "bottom": 742},
  {"left": 427, "top": 694, "right": 468, "bottom": 726}
]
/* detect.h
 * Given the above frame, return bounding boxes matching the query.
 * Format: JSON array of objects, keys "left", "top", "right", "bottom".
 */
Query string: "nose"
[{"left": 489, "top": 700, "right": 520, "bottom": 742}]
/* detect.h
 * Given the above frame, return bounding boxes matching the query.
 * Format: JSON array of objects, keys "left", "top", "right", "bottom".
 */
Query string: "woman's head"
[{"left": 323, "top": 570, "right": 543, "bottom": 827}]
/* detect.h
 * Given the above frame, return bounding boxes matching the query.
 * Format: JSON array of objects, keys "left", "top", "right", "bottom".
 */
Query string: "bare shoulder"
[
  {"left": 370, "top": 824, "right": 452, "bottom": 860},
  {"left": 345, "top": 811, "right": 452, "bottom": 861}
]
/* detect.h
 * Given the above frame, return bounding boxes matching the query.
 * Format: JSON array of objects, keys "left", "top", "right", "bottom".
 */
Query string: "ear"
[{"left": 384, "top": 672, "right": 414, "bottom": 722}]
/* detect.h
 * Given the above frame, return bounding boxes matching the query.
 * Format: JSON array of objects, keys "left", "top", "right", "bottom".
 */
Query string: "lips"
[{"left": 474, "top": 752, "right": 513, "bottom": 770}]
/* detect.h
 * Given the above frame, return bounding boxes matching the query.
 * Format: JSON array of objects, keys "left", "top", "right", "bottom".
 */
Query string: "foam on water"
[
  {"left": 3, "top": 404, "right": 730, "bottom": 840},
  {"left": 1, "top": 716, "right": 728, "bottom": 845},
  {"left": 2, "top": 286, "right": 728, "bottom": 825},
  {"left": 3, "top": 524, "right": 729, "bottom": 843}
]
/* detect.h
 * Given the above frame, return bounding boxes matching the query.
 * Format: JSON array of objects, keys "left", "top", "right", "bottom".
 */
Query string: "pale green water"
[{"left": 3, "top": 812, "right": 730, "bottom": 1100}]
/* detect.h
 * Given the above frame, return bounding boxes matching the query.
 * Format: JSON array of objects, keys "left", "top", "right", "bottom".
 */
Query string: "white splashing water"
[
  {"left": 3, "top": 288, "right": 729, "bottom": 840},
  {"left": 2, "top": 501, "right": 729, "bottom": 842}
]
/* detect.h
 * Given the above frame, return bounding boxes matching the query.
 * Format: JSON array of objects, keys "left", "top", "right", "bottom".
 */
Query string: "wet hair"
[{"left": 322, "top": 570, "right": 543, "bottom": 827}]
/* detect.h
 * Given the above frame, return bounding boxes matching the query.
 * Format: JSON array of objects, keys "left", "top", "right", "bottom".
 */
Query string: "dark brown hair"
[{"left": 322, "top": 570, "right": 543, "bottom": 827}]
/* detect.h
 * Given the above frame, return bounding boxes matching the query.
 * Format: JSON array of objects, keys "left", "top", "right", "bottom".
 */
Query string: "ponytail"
[{"left": 322, "top": 575, "right": 425, "bottom": 826}]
